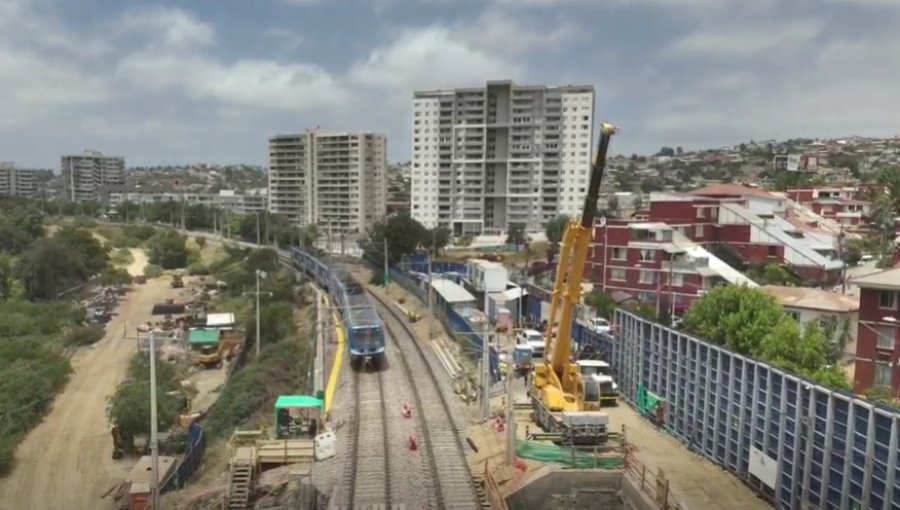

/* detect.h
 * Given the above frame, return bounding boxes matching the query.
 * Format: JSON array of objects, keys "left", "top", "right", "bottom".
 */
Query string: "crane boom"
[{"left": 545, "top": 122, "right": 617, "bottom": 378}]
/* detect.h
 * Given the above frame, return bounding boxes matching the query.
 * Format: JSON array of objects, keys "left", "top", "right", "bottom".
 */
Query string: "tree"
[
  {"left": 15, "top": 238, "right": 87, "bottom": 300},
  {"left": 99, "top": 266, "right": 133, "bottom": 287},
  {"left": 0, "top": 255, "right": 12, "bottom": 300},
  {"left": 606, "top": 195, "right": 620, "bottom": 217},
  {"left": 301, "top": 224, "right": 319, "bottom": 248},
  {"left": 147, "top": 230, "right": 189, "bottom": 269},
  {"left": 106, "top": 358, "right": 181, "bottom": 452},
  {"left": 428, "top": 227, "right": 452, "bottom": 255},
  {"left": 585, "top": 291, "right": 616, "bottom": 319},
  {"left": 54, "top": 226, "right": 108, "bottom": 277},
  {"left": 684, "top": 285, "right": 786, "bottom": 355},
  {"left": 506, "top": 223, "right": 527, "bottom": 247},
  {"left": 544, "top": 215, "right": 570, "bottom": 248},
  {"left": 747, "top": 263, "right": 800, "bottom": 286},
  {"left": 362, "top": 213, "right": 427, "bottom": 266},
  {"left": 195, "top": 235, "right": 206, "bottom": 249},
  {"left": 657, "top": 147, "right": 675, "bottom": 157},
  {"left": 876, "top": 165, "right": 900, "bottom": 216}
]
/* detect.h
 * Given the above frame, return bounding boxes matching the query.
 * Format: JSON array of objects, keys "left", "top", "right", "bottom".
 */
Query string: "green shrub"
[
  {"left": 144, "top": 264, "right": 164, "bottom": 278},
  {"left": 110, "top": 248, "right": 134, "bottom": 265},
  {"left": 187, "top": 262, "right": 210, "bottom": 276},
  {"left": 65, "top": 324, "right": 105, "bottom": 346}
]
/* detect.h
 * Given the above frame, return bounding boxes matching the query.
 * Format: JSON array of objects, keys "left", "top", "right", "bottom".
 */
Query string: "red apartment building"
[
  {"left": 586, "top": 184, "right": 846, "bottom": 305},
  {"left": 786, "top": 186, "right": 871, "bottom": 227},
  {"left": 587, "top": 219, "right": 757, "bottom": 315},
  {"left": 849, "top": 268, "right": 900, "bottom": 398}
]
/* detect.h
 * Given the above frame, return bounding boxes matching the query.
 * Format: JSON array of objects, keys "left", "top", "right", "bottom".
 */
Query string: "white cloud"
[
  {"left": 458, "top": 6, "right": 578, "bottom": 55},
  {"left": 117, "top": 6, "right": 216, "bottom": 49},
  {"left": 666, "top": 19, "right": 825, "bottom": 59},
  {"left": 348, "top": 26, "right": 520, "bottom": 91}
]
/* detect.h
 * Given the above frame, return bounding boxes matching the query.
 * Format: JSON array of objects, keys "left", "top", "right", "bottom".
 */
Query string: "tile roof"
[
  {"left": 762, "top": 285, "right": 859, "bottom": 313},
  {"left": 689, "top": 183, "right": 776, "bottom": 199}
]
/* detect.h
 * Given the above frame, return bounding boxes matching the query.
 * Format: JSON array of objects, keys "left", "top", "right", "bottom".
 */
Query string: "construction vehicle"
[
  {"left": 196, "top": 344, "right": 224, "bottom": 369},
  {"left": 171, "top": 274, "right": 184, "bottom": 288},
  {"left": 529, "top": 123, "right": 617, "bottom": 445}
]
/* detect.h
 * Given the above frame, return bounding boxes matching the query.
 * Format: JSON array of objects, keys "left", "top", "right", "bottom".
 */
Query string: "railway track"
[
  {"left": 368, "top": 290, "right": 482, "bottom": 510},
  {"left": 339, "top": 363, "right": 392, "bottom": 509}
]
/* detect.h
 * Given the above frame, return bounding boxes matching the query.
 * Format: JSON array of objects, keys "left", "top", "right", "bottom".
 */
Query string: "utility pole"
[
  {"left": 256, "top": 213, "right": 261, "bottom": 246},
  {"left": 427, "top": 230, "right": 434, "bottom": 339},
  {"left": 244, "top": 271, "right": 272, "bottom": 357},
  {"left": 482, "top": 291, "right": 491, "bottom": 422},
  {"left": 383, "top": 237, "right": 390, "bottom": 286},
  {"left": 669, "top": 256, "right": 675, "bottom": 321},
  {"left": 180, "top": 195, "right": 186, "bottom": 232},
  {"left": 149, "top": 331, "right": 160, "bottom": 510},
  {"left": 505, "top": 357, "right": 516, "bottom": 466},
  {"left": 839, "top": 222, "right": 847, "bottom": 294},
  {"left": 601, "top": 218, "right": 609, "bottom": 293}
]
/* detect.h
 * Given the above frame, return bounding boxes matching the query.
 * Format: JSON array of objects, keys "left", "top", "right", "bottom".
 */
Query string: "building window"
[
  {"left": 879, "top": 291, "right": 896, "bottom": 310},
  {"left": 696, "top": 207, "right": 704, "bottom": 218},
  {"left": 695, "top": 224, "right": 704, "bottom": 237},
  {"left": 671, "top": 273, "right": 683, "bottom": 287},
  {"left": 639, "top": 249, "right": 654, "bottom": 262},
  {"left": 611, "top": 248, "right": 626, "bottom": 260},
  {"left": 877, "top": 325, "right": 895, "bottom": 349},
  {"left": 786, "top": 311, "right": 800, "bottom": 322},
  {"left": 610, "top": 269, "right": 626, "bottom": 281},
  {"left": 639, "top": 271, "right": 654, "bottom": 284},
  {"left": 767, "top": 246, "right": 777, "bottom": 257},
  {"left": 874, "top": 362, "right": 892, "bottom": 386}
]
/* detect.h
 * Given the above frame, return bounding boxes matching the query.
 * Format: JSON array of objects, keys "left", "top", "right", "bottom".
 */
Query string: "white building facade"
[
  {"left": 268, "top": 130, "right": 387, "bottom": 233},
  {"left": 61, "top": 150, "right": 125, "bottom": 203},
  {"left": 0, "top": 162, "right": 37, "bottom": 197},
  {"left": 411, "top": 80, "right": 595, "bottom": 235}
]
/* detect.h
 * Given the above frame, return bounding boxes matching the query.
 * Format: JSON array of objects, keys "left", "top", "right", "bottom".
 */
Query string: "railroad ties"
[{"left": 368, "top": 290, "right": 482, "bottom": 510}]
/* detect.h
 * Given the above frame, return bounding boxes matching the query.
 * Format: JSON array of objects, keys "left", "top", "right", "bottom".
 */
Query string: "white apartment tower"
[
  {"left": 268, "top": 130, "right": 387, "bottom": 233},
  {"left": 0, "top": 162, "right": 37, "bottom": 197},
  {"left": 61, "top": 150, "right": 125, "bottom": 203},
  {"left": 411, "top": 80, "right": 595, "bottom": 235}
]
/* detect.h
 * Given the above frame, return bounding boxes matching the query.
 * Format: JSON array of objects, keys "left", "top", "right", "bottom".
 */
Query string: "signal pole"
[{"left": 482, "top": 291, "right": 491, "bottom": 422}]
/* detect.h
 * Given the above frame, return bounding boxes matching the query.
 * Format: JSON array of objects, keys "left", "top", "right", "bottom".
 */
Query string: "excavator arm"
[{"left": 545, "top": 122, "right": 617, "bottom": 382}]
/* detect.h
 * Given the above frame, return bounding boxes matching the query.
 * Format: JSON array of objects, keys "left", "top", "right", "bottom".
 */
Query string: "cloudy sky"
[{"left": 1, "top": 0, "right": 898, "bottom": 168}]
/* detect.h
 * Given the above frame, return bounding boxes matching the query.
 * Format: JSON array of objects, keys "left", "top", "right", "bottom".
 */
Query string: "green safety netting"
[
  {"left": 636, "top": 384, "right": 664, "bottom": 416},
  {"left": 515, "top": 440, "right": 625, "bottom": 469}
]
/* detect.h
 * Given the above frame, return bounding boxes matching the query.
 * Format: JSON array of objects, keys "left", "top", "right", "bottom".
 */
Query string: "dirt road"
[
  {"left": 127, "top": 248, "right": 148, "bottom": 276},
  {"left": 0, "top": 265, "right": 177, "bottom": 510}
]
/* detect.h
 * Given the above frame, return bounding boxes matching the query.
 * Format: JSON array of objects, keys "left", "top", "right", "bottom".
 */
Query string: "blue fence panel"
[
  {"left": 612, "top": 310, "right": 900, "bottom": 510},
  {"left": 162, "top": 423, "right": 205, "bottom": 493},
  {"left": 390, "top": 265, "right": 500, "bottom": 381}
]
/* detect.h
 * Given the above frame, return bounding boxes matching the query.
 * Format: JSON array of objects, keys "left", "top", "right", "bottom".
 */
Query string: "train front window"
[{"left": 356, "top": 328, "right": 380, "bottom": 346}]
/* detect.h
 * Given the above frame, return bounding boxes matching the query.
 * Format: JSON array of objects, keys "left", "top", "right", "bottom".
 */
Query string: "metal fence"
[
  {"left": 576, "top": 309, "right": 900, "bottom": 510},
  {"left": 162, "top": 422, "right": 206, "bottom": 492},
  {"left": 389, "top": 266, "right": 500, "bottom": 380}
]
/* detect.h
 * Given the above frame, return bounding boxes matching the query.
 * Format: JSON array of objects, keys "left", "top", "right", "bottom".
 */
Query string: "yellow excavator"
[{"left": 530, "top": 122, "right": 617, "bottom": 445}]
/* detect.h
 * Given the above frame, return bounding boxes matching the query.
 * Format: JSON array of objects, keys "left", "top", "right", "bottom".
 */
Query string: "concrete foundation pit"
[{"left": 505, "top": 467, "right": 659, "bottom": 510}]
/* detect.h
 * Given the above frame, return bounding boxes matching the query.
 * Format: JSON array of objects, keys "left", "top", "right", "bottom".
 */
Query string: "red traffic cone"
[{"left": 408, "top": 434, "right": 418, "bottom": 451}]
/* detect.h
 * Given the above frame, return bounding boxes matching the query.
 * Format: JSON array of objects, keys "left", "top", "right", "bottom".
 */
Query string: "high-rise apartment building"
[
  {"left": 0, "top": 162, "right": 37, "bottom": 197},
  {"left": 61, "top": 150, "right": 125, "bottom": 203},
  {"left": 268, "top": 130, "right": 387, "bottom": 233},
  {"left": 411, "top": 80, "right": 595, "bottom": 234}
]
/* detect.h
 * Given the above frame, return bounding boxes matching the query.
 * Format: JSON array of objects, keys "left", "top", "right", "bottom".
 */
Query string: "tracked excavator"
[{"left": 529, "top": 122, "right": 617, "bottom": 445}]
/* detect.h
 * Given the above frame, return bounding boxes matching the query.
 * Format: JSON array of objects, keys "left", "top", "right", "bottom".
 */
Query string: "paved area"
[
  {"left": 0, "top": 252, "right": 181, "bottom": 510},
  {"left": 605, "top": 404, "right": 771, "bottom": 510}
]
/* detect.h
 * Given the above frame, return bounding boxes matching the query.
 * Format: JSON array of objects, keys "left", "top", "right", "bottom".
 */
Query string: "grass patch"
[
  {"left": 144, "top": 264, "right": 164, "bottom": 278},
  {"left": 204, "top": 305, "right": 313, "bottom": 439},
  {"left": 110, "top": 248, "right": 134, "bottom": 266}
]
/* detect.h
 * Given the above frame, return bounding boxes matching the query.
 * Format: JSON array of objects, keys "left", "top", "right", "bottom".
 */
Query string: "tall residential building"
[
  {"left": 61, "top": 150, "right": 125, "bottom": 203},
  {"left": 268, "top": 130, "right": 387, "bottom": 233},
  {"left": 0, "top": 162, "right": 37, "bottom": 197},
  {"left": 411, "top": 80, "right": 595, "bottom": 235}
]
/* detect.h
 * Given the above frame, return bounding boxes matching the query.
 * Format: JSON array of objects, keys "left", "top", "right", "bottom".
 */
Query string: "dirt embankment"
[{"left": 0, "top": 275, "right": 179, "bottom": 510}]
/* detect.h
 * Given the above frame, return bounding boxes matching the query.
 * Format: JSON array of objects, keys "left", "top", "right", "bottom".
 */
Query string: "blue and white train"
[{"left": 290, "top": 247, "right": 386, "bottom": 365}]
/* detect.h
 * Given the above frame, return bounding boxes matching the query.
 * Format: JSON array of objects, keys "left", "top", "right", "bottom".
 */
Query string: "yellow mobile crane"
[{"left": 529, "top": 122, "right": 617, "bottom": 445}]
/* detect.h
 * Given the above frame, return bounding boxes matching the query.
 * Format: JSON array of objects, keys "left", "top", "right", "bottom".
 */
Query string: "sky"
[{"left": 1, "top": 0, "right": 899, "bottom": 168}]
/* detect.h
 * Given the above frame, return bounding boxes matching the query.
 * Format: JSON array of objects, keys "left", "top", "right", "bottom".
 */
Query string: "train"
[{"left": 290, "top": 247, "right": 386, "bottom": 365}]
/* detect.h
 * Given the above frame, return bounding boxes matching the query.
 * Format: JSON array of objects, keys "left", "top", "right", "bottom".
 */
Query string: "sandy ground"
[
  {"left": 127, "top": 248, "right": 148, "bottom": 277},
  {"left": 0, "top": 265, "right": 179, "bottom": 510},
  {"left": 187, "top": 365, "right": 228, "bottom": 415}
]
